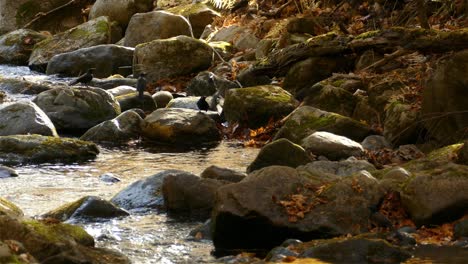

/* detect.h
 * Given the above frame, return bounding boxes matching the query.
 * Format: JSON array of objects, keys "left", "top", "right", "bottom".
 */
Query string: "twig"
[
  {"left": 22, "top": 0, "right": 78, "bottom": 29},
  {"left": 360, "top": 47, "right": 408, "bottom": 72}
]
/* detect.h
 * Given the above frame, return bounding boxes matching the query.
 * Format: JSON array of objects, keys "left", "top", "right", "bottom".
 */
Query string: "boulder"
[
  {"left": 0, "top": 165, "right": 18, "bottom": 178},
  {"left": 107, "top": 85, "right": 137, "bottom": 97},
  {"left": 33, "top": 86, "right": 121, "bottom": 130},
  {"left": 283, "top": 56, "right": 352, "bottom": 95},
  {"left": 0, "top": 29, "right": 48, "bottom": 65},
  {"left": 0, "top": 101, "right": 58, "bottom": 137},
  {"left": 167, "top": 2, "right": 220, "bottom": 38},
  {"left": 298, "top": 237, "right": 411, "bottom": 263},
  {"left": 29, "top": 16, "right": 122, "bottom": 72},
  {"left": 0, "top": 214, "right": 129, "bottom": 263},
  {"left": 210, "top": 25, "right": 259, "bottom": 51},
  {"left": 43, "top": 196, "right": 129, "bottom": 221},
  {"left": 166, "top": 96, "right": 200, "bottom": 110},
  {"left": 80, "top": 110, "right": 143, "bottom": 143},
  {"left": 124, "top": 11, "right": 191, "bottom": 47},
  {"left": 383, "top": 102, "right": 421, "bottom": 146},
  {"left": 201, "top": 165, "right": 246, "bottom": 183},
  {"left": 46, "top": 44, "right": 134, "bottom": 78},
  {"left": 247, "top": 138, "right": 311, "bottom": 173},
  {"left": 301, "top": 131, "right": 365, "bottom": 160},
  {"left": 0, "top": 197, "right": 23, "bottom": 218},
  {"left": 162, "top": 173, "right": 227, "bottom": 219},
  {"left": 303, "top": 85, "right": 357, "bottom": 117},
  {"left": 223, "top": 85, "right": 297, "bottom": 129},
  {"left": 401, "top": 162, "right": 468, "bottom": 226},
  {"left": 133, "top": 35, "right": 212, "bottom": 83},
  {"left": 361, "top": 135, "right": 392, "bottom": 151},
  {"left": 152, "top": 91, "right": 173, "bottom": 108},
  {"left": 0, "top": 134, "right": 99, "bottom": 165},
  {"left": 274, "top": 106, "right": 373, "bottom": 144},
  {"left": 186, "top": 71, "right": 239, "bottom": 97},
  {"left": 141, "top": 108, "right": 221, "bottom": 145},
  {"left": 111, "top": 170, "right": 189, "bottom": 210},
  {"left": 115, "top": 92, "right": 157, "bottom": 112},
  {"left": 422, "top": 50, "right": 468, "bottom": 144},
  {"left": 298, "top": 158, "right": 376, "bottom": 179},
  {"left": 212, "top": 166, "right": 383, "bottom": 251},
  {"left": 89, "top": 0, "right": 154, "bottom": 27}
]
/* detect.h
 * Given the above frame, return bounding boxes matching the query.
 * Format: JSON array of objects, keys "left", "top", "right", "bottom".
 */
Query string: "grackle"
[
  {"left": 137, "top": 72, "right": 147, "bottom": 100},
  {"left": 69, "top": 68, "right": 94, "bottom": 87},
  {"left": 197, "top": 96, "right": 209, "bottom": 112}
]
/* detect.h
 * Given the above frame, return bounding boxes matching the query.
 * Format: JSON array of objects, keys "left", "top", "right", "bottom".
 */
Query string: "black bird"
[
  {"left": 137, "top": 73, "right": 147, "bottom": 100},
  {"left": 197, "top": 96, "right": 209, "bottom": 112},
  {"left": 69, "top": 68, "right": 94, "bottom": 87}
]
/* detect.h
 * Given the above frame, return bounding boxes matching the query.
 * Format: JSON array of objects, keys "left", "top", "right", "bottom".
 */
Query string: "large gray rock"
[
  {"left": 133, "top": 35, "right": 212, "bottom": 83},
  {"left": 224, "top": 85, "right": 297, "bottom": 129},
  {"left": 166, "top": 96, "right": 200, "bottom": 110},
  {"left": 46, "top": 45, "right": 134, "bottom": 78},
  {"left": 162, "top": 173, "right": 227, "bottom": 219},
  {"left": 29, "top": 16, "right": 122, "bottom": 72},
  {"left": 0, "top": 29, "right": 48, "bottom": 65},
  {"left": 0, "top": 101, "right": 58, "bottom": 137},
  {"left": 274, "top": 106, "right": 373, "bottom": 144},
  {"left": 247, "top": 138, "right": 311, "bottom": 173},
  {"left": 210, "top": 25, "right": 259, "bottom": 50},
  {"left": 89, "top": 77, "right": 137, "bottom": 90},
  {"left": 89, "top": 0, "right": 153, "bottom": 27},
  {"left": 212, "top": 166, "right": 383, "bottom": 251},
  {"left": 298, "top": 158, "right": 376, "bottom": 179},
  {"left": 124, "top": 11, "right": 191, "bottom": 47},
  {"left": 167, "top": 2, "right": 220, "bottom": 38},
  {"left": 80, "top": 110, "right": 143, "bottom": 143},
  {"left": 422, "top": 50, "right": 468, "bottom": 144},
  {"left": 152, "top": 91, "right": 173, "bottom": 108},
  {"left": 301, "top": 131, "right": 364, "bottom": 160},
  {"left": 115, "top": 92, "right": 157, "bottom": 112},
  {"left": 0, "top": 134, "right": 99, "bottom": 165},
  {"left": 111, "top": 170, "right": 189, "bottom": 210},
  {"left": 33, "top": 86, "right": 121, "bottom": 130},
  {"left": 107, "top": 85, "right": 137, "bottom": 97},
  {"left": 141, "top": 108, "right": 221, "bottom": 145},
  {"left": 43, "top": 196, "right": 129, "bottom": 221}
]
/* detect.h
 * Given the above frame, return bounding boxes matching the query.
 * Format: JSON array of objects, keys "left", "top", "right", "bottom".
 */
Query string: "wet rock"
[
  {"left": 247, "top": 138, "right": 311, "bottom": 173},
  {"left": 124, "top": 11, "right": 191, "bottom": 47},
  {"left": 298, "top": 237, "right": 411, "bottom": 263},
  {"left": 201, "top": 165, "right": 246, "bottom": 183},
  {"left": 383, "top": 102, "right": 421, "bottom": 146},
  {"left": 298, "top": 158, "right": 376, "bottom": 178},
  {"left": 283, "top": 56, "right": 352, "bottom": 95},
  {"left": 0, "top": 197, "right": 23, "bottom": 218},
  {"left": 454, "top": 219, "right": 468, "bottom": 239},
  {"left": 188, "top": 219, "right": 212, "bottom": 240},
  {"left": 186, "top": 71, "right": 239, "bottom": 97},
  {"left": 152, "top": 91, "right": 173, "bottom": 108},
  {"left": 46, "top": 44, "right": 134, "bottom": 78},
  {"left": 0, "top": 29, "right": 48, "bottom": 65},
  {"left": 141, "top": 108, "right": 221, "bottom": 145},
  {"left": 162, "top": 173, "right": 227, "bottom": 219},
  {"left": 89, "top": 76, "right": 137, "bottom": 90},
  {"left": 210, "top": 25, "right": 259, "bottom": 51},
  {"left": 0, "top": 214, "right": 130, "bottom": 263},
  {"left": 0, "top": 77, "right": 53, "bottom": 95},
  {"left": 99, "top": 173, "right": 121, "bottom": 183},
  {"left": 111, "top": 170, "right": 187, "bottom": 210},
  {"left": 0, "top": 101, "right": 58, "bottom": 137},
  {"left": 80, "top": 110, "right": 143, "bottom": 144},
  {"left": 43, "top": 196, "right": 129, "bottom": 221},
  {"left": 303, "top": 84, "right": 357, "bottom": 117},
  {"left": 167, "top": 2, "right": 220, "bottom": 38},
  {"left": 115, "top": 92, "right": 157, "bottom": 112},
  {"left": 166, "top": 96, "right": 200, "bottom": 110},
  {"left": 212, "top": 166, "right": 383, "bottom": 251},
  {"left": 274, "top": 106, "right": 373, "bottom": 144},
  {"left": 107, "top": 85, "right": 136, "bottom": 97},
  {"left": 422, "top": 50, "right": 468, "bottom": 145},
  {"left": 33, "top": 86, "right": 121, "bottom": 130},
  {"left": 224, "top": 85, "right": 297, "bottom": 129},
  {"left": 29, "top": 16, "right": 122, "bottom": 72},
  {"left": 301, "top": 131, "right": 365, "bottom": 160},
  {"left": 0, "top": 134, "right": 99, "bottom": 165},
  {"left": 0, "top": 165, "right": 18, "bottom": 178},
  {"left": 361, "top": 135, "right": 392, "bottom": 151},
  {"left": 401, "top": 162, "right": 468, "bottom": 226},
  {"left": 89, "top": 0, "right": 154, "bottom": 27},
  {"left": 133, "top": 36, "right": 212, "bottom": 83}
]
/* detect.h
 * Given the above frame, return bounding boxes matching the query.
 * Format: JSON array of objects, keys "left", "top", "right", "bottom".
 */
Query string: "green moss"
[
  {"left": 355, "top": 30, "right": 380, "bottom": 39},
  {"left": 15, "top": 1, "right": 41, "bottom": 26},
  {"left": 23, "top": 219, "right": 94, "bottom": 246},
  {"left": 331, "top": 79, "right": 346, "bottom": 87},
  {"left": 95, "top": 19, "right": 110, "bottom": 34},
  {"left": 426, "top": 143, "right": 463, "bottom": 161},
  {"left": 0, "top": 197, "right": 23, "bottom": 217}
]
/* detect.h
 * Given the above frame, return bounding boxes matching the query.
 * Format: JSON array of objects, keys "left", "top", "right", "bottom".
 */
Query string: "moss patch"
[{"left": 23, "top": 219, "right": 94, "bottom": 246}]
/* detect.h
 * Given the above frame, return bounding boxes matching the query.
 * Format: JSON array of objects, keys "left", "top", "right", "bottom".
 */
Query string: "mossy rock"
[
  {"left": 0, "top": 134, "right": 99, "bottom": 165},
  {"left": 0, "top": 29, "right": 48, "bottom": 65},
  {"left": 167, "top": 2, "right": 220, "bottom": 38},
  {"left": 224, "top": 85, "right": 297, "bottom": 129},
  {"left": 0, "top": 197, "right": 24, "bottom": 218},
  {"left": 274, "top": 106, "right": 373, "bottom": 144},
  {"left": 303, "top": 85, "right": 357, "bottom": 117},
  {"left": 23, "top": 219, "right": 94, "bottom": 246}
]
